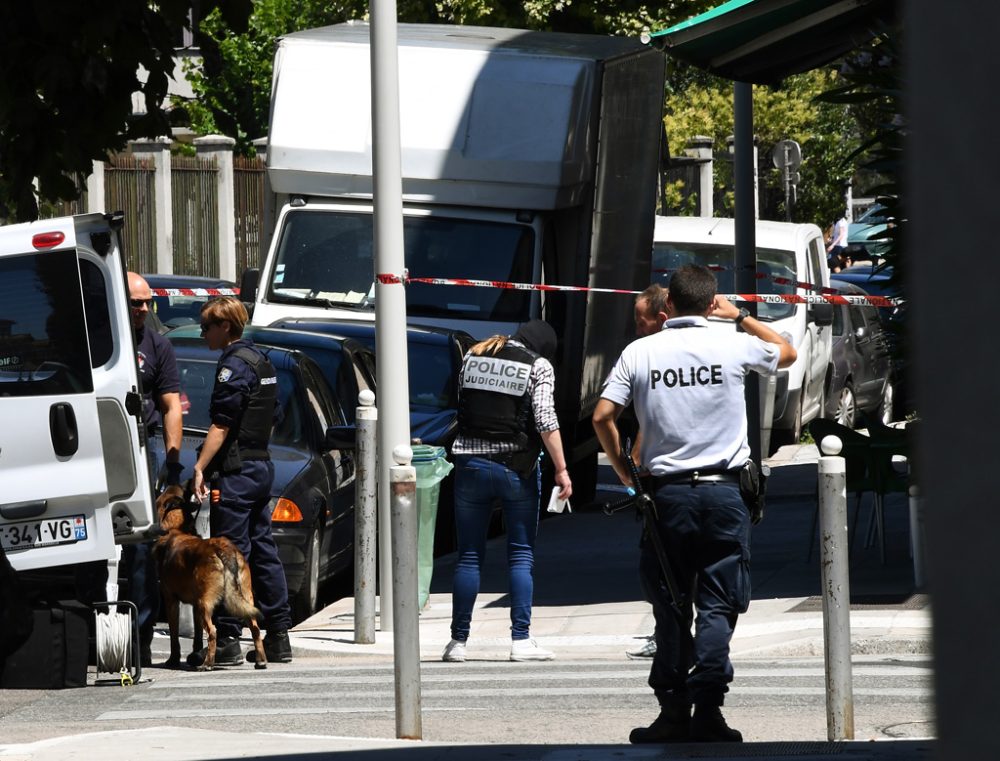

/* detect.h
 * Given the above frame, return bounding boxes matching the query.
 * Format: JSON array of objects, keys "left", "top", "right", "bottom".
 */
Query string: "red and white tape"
[
  {"left": 150, "top": 288, "right": 240, "bottom": 297},
  {"left": 376, "top": 273, "right": 899, "bottom": 308}
]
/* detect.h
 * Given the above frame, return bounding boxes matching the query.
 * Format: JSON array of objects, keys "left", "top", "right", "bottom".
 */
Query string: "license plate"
[{"left": 0, "top": 514, "right": 87, "bottom": 552}]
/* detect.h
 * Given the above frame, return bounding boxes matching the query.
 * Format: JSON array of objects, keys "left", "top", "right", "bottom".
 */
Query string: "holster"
[{"left": 739, "top": 460, "right": 769, "bottom": 525}]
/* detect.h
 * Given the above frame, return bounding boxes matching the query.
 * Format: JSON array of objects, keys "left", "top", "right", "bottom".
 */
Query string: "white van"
[
  {"left": 652, "top": 216, "right": 834, "bottom": 448},
  {"left": 0, "top": 213, "right": 154, "bottom": 571}
]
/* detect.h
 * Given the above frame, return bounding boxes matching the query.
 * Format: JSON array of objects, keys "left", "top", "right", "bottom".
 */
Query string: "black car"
[
  {"left": 823, "top": 281, "right": 895, "bottom": 428},
  {"left": 831, "top": 264, "right": 910, "bottom": 418},
  {"left": 268, "top": 317, "right": 475, "bottom": 448},
  {"left": 150, "top": 336, "right": 359, "bottom": 623},
  {"left": 143, "top": 274, "right": 239, "bottom": 333}
]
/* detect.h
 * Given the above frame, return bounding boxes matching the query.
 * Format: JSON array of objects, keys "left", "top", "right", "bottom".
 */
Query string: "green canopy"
[{"left": 649, "top": 0, "right": 895, "bottom": 84}]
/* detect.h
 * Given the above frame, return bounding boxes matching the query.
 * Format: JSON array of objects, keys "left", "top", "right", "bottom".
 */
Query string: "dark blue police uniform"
[{"left": 207, "top": 339, "right": 291, "bottom": 639}]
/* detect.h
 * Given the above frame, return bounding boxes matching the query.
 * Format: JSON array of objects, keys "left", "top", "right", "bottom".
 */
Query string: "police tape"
[
  {"left": 656, "top": 265, "right": 855, "bottom": 296},
  {"left": 375, "top": 273, "right": 900, "bottom": 307},
  {"left": 149, "top": 288, "right": 240, "bottom": 297}
]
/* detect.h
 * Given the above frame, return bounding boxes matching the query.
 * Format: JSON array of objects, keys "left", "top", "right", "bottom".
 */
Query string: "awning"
[{"left": 648, "top": 0, "right": 895, "bottom": 84}]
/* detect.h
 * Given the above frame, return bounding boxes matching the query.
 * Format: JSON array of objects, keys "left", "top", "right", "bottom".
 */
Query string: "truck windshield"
[
  {"left": 268, "top": 210, "right": 535, "bottom": 323},
  {"left": 652, "top": 243, "right": 797, "bottom": 321}
]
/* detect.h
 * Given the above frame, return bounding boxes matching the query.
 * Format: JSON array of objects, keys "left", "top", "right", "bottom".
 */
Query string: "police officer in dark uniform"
[
  {"left": 75, "top": 272, "right": 183, "bottom": 666},
  {"left": 594, "top": 265, "right": 796, "bottom": 743},
  {"left": 188, "top": 296, "right": 292, "bottom": 667}
]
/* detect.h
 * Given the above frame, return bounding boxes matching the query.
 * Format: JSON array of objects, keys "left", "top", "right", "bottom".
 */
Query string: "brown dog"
[{"left": 153, "top": 484, "right": 267, "bottom": 670}]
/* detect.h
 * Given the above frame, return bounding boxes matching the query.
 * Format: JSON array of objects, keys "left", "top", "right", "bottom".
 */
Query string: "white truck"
[
  {"left": 651, "top": 215, "right": 834, "bottom": 450},
  {"left": 243, "top": 22, "right": 667, "bottom": 498},
  {"left": 0, "top": 213, "right": 155, "bottom": 572}
]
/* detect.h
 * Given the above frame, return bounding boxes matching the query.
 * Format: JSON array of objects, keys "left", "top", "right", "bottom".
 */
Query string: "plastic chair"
[
  {"left": 806, "top": 418, "right": 877, "bottom": 562},
  {"left": 860, "top": 412, "right": 912, "bottom": 564}
]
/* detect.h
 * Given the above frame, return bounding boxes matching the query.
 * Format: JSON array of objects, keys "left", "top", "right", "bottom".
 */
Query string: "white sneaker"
[
  {"left": 442, "top": 639, "right": 467, "bottom": 662},
  {"left": 626, "top": 635, "right": 657, "bottom": 659},
  {"left": 510, "top": 638, "right": 554, "bottom": 662}
]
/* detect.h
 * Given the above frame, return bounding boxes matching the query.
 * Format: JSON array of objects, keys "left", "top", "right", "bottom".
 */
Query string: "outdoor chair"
[
  {"left": 860, "top": 412, "right": 913, "bottom": 564},
  {"left": 806, "top": 418, "right": 877, "bottom": 562}
]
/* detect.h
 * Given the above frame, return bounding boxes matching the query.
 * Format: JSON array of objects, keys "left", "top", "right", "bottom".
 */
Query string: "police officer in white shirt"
[{"left": 593, "top": 264, "right": 796, "bottom": 744}]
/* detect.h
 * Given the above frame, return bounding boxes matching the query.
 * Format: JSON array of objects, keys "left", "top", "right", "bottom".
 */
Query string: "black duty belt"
[
  {"left": 239, "top": 447, "right": 270, "bottom": 461},
  {"left": 653, "top": 468, "right": 741, "bottom": 489}
]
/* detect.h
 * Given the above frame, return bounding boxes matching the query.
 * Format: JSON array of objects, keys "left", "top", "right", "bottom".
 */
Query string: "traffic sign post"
[{"left": 772, "top": 139, "right": 802, "bottom": 222}]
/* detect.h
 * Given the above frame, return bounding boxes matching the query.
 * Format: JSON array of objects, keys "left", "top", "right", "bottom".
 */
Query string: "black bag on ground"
[
  {"left": 739, "top": 460, "right": 769, "bottom": 526},
  {"left": 0, "top": 600, "right": 89, "bottom": 689}
]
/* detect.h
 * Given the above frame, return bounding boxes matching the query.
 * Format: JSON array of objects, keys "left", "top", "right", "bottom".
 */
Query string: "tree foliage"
[
  {"left": 663, "top": 66, "right": 859, "bottom": 228},
  {"left": 0, "top": 0, "right": 253, "bottom": 222}
]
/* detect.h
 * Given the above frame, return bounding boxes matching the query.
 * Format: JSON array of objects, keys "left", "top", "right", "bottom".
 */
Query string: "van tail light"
[
  {"left": 271, "top": 497, "right": 304, "bottom": 523},
  {"left": 32, "top": 231, "right": 66, "bottom": 249}
]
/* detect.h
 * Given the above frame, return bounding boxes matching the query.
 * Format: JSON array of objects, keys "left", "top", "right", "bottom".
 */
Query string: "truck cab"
[
  {"left": 652, "top": 216, "right": 834, "bottom": 449},
  {"left": 0, "top": 213, "right": 154, "bottom": 571}
]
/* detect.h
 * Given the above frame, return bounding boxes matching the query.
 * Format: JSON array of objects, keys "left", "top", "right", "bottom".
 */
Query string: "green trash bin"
[{"left": 411, "top": 444, "right": 454, "bottom": 610}]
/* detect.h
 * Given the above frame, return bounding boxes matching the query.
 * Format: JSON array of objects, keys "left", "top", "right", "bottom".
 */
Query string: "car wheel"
[
  {"left": 834, "top": 383, "right": 857, "bottom": 429},
  {"left": 771, "top": 398, "right": 803, "bottom": 451},
  {"left": 292, "top": 526, "right": 321, "bottom": 624},
  {"left": 878, "top": 379, "right": 895, "bottom": 424}
]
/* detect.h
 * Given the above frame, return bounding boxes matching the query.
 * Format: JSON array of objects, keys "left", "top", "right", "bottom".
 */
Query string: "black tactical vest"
[
  {"left": 213, "top": 346, "right": 278, "bottom": 473},
  {"left": 457, "top": 342, "right": 539, "bottom": 451}
]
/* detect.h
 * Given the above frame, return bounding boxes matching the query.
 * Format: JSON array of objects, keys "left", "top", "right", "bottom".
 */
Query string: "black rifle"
[{"left": 602, "top": 438, "right": 688, "bottom": 622}]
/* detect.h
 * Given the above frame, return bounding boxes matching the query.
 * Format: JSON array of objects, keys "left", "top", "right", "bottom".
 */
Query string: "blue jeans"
[
  {"left": 450, "top": 455, "right": 540, "bottom": 642},
  {"left": 644, "top": 480, "right": 750, "bottom": 708}
]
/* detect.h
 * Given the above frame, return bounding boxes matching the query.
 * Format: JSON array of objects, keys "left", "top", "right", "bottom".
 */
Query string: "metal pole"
[
  {"left": 390, "top": 444, "right": 421, "bottom": 739},
  {"left": 354, "top": 390, "right": 378, "bottom": 644},
  {"left": 818, "top": 434, "right": 855, "bottom": 741},
  {"left": 909, "top": 485, "right": 925, "bottom": 590},
  {"left": 370, "top": 0, "right": 411, "bottom": 631},
  {"left": 734, "top": 81, "right": 762, "bottom": 462}
]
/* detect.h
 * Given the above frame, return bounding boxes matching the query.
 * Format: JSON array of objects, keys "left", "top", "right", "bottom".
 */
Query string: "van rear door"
[{"left": 0, "top": 214, "right": 153, "bottom": 571}]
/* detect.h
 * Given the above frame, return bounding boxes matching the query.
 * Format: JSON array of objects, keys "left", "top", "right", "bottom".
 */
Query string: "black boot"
[
  {"left": 246, "top": 629, "right": 292, "bottom": 664},
  {"left": 186, "top": 636, "right": 243, "bottom": 668},
  {"left": 629, "top": 702, "right": 691, "bottom": 743},
  {"left": 690, "top": 704, "right": 743, "bottom": 742}
]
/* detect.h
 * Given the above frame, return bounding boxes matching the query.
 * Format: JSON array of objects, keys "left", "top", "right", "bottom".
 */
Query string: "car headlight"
[{"left": 269, "top": 496, "right": 304, "bottom": 523}]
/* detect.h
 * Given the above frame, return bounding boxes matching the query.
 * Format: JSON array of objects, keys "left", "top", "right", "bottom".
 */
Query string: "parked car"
[
  {"left": 848, "top": 203, "right": 893, "bottom": 260},
  {"left": 149, "top": 335, "right": 360, "bottom": 623},
  {"left": 652, "top": 216, "right": 834, "bottom": 449},
  {"left": 823, "top": 281, "right": 895, "bottom": 428},
  {"left": 831, "top": 263, "right": 909, "bottom": 418},
  {"left": 143, "top": 274, "right": 238, "bottom": 333},
  {"left": 266, "top": 317, "right": 476, "bottom": 554}
]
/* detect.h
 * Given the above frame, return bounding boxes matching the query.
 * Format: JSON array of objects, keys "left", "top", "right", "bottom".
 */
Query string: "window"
[
  {"left": 79, "top": 259, "right": 114, "bottom": 367},
  {"left": 0, "top": 250, "right": 94, "bottom": 396}
]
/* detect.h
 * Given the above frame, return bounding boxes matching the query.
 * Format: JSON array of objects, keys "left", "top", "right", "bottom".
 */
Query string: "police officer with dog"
[
  {"left": 593, "top": 264, "right": 796, "bottom": 743},
  {"left": 189, "top": 296, "right": 292, "bottom": 667}
]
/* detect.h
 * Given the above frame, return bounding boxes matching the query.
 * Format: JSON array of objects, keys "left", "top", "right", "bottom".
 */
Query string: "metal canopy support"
[{"left": 734, "top": 81, "right": 762, "bottom": 463}]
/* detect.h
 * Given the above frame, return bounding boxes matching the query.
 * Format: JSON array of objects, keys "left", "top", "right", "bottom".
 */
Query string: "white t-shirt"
[{"left": 601, "top": 316, "right": 780, "bottom": 475}]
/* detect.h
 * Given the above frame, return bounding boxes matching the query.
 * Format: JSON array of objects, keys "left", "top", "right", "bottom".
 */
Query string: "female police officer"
[
  {"left": 593, "top": 265, "right": 795, "bottom": 743},
  {"left": 442, "top": 319, "right": 572, "bottom": 663},
  {"left": 189, "top": 296, "right": 293, "bottom": 667}
]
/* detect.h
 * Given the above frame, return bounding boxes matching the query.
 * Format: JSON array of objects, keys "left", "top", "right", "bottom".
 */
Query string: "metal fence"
[
  {"left": 105, "top": 154, "right": 157, "bottom": 273},
  {"left": 234, "top": 155, "right": 266, "bottom": 275},
  {"left": 171, "top": 155, "right": 219, "bottom": 277}
]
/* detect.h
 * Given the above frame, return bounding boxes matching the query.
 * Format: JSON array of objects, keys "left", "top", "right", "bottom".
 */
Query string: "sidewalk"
[
  {"left": 0, "top": 445, "right": 933, "bottom": 761},
  {"left": 291, "top": 443, "right": 931, "bottom": 662}
]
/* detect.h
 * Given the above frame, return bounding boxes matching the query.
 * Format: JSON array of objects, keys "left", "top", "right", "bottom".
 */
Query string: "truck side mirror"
[
  {"left": 239, "top": 268, "right": 259, "bottom": 305},
  {"left": 810, "top": 302, "right": 834, "bottom": 327}
]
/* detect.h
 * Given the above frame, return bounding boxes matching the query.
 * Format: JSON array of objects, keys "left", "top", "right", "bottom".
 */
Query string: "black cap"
[{"left": 512, "top": 319, "right": 556, "bottom": 361}]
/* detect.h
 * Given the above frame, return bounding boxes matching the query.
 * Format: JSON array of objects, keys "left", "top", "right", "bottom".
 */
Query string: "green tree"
[
  {"left": 663, "top": 66, "right": 859, "bottom": 228},
  {"left": 0, "top": 0, "right": 253, "bottom": 222}
]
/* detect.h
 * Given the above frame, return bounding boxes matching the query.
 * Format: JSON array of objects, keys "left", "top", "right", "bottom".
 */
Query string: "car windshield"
[
  {"left": 267, "top": 210, "right": 536, "bottom": 323},
  {"left": 651, "top": 243, "right": 797, "bottom": 321},
  {"left": 176, "top": 357, "right": 298, "bottom": 446},
  {"left": 855, "top": 204, "right": 886, "bottom": 224},
  {"left": 153, "top": 294, "right": 215, "bottom": 329}
]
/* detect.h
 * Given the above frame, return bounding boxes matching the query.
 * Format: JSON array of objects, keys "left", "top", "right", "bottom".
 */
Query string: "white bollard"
[
  {"left": 818, "top": 434, "right": 855, "bottom": 741},
  {"left": 354, "top": 390, "right": 378, "bottom": 644},
  {"left": 390, "top": 444, "right": 422, "bottom": 740}
]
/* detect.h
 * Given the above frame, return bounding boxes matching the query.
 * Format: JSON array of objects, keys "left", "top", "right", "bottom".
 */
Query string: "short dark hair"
[
  {"left": 635, "top": 283, "right": 669, "bottom": 316},
  {"left": 667, "top": 265, "right": 717, "bottom": 315}
]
